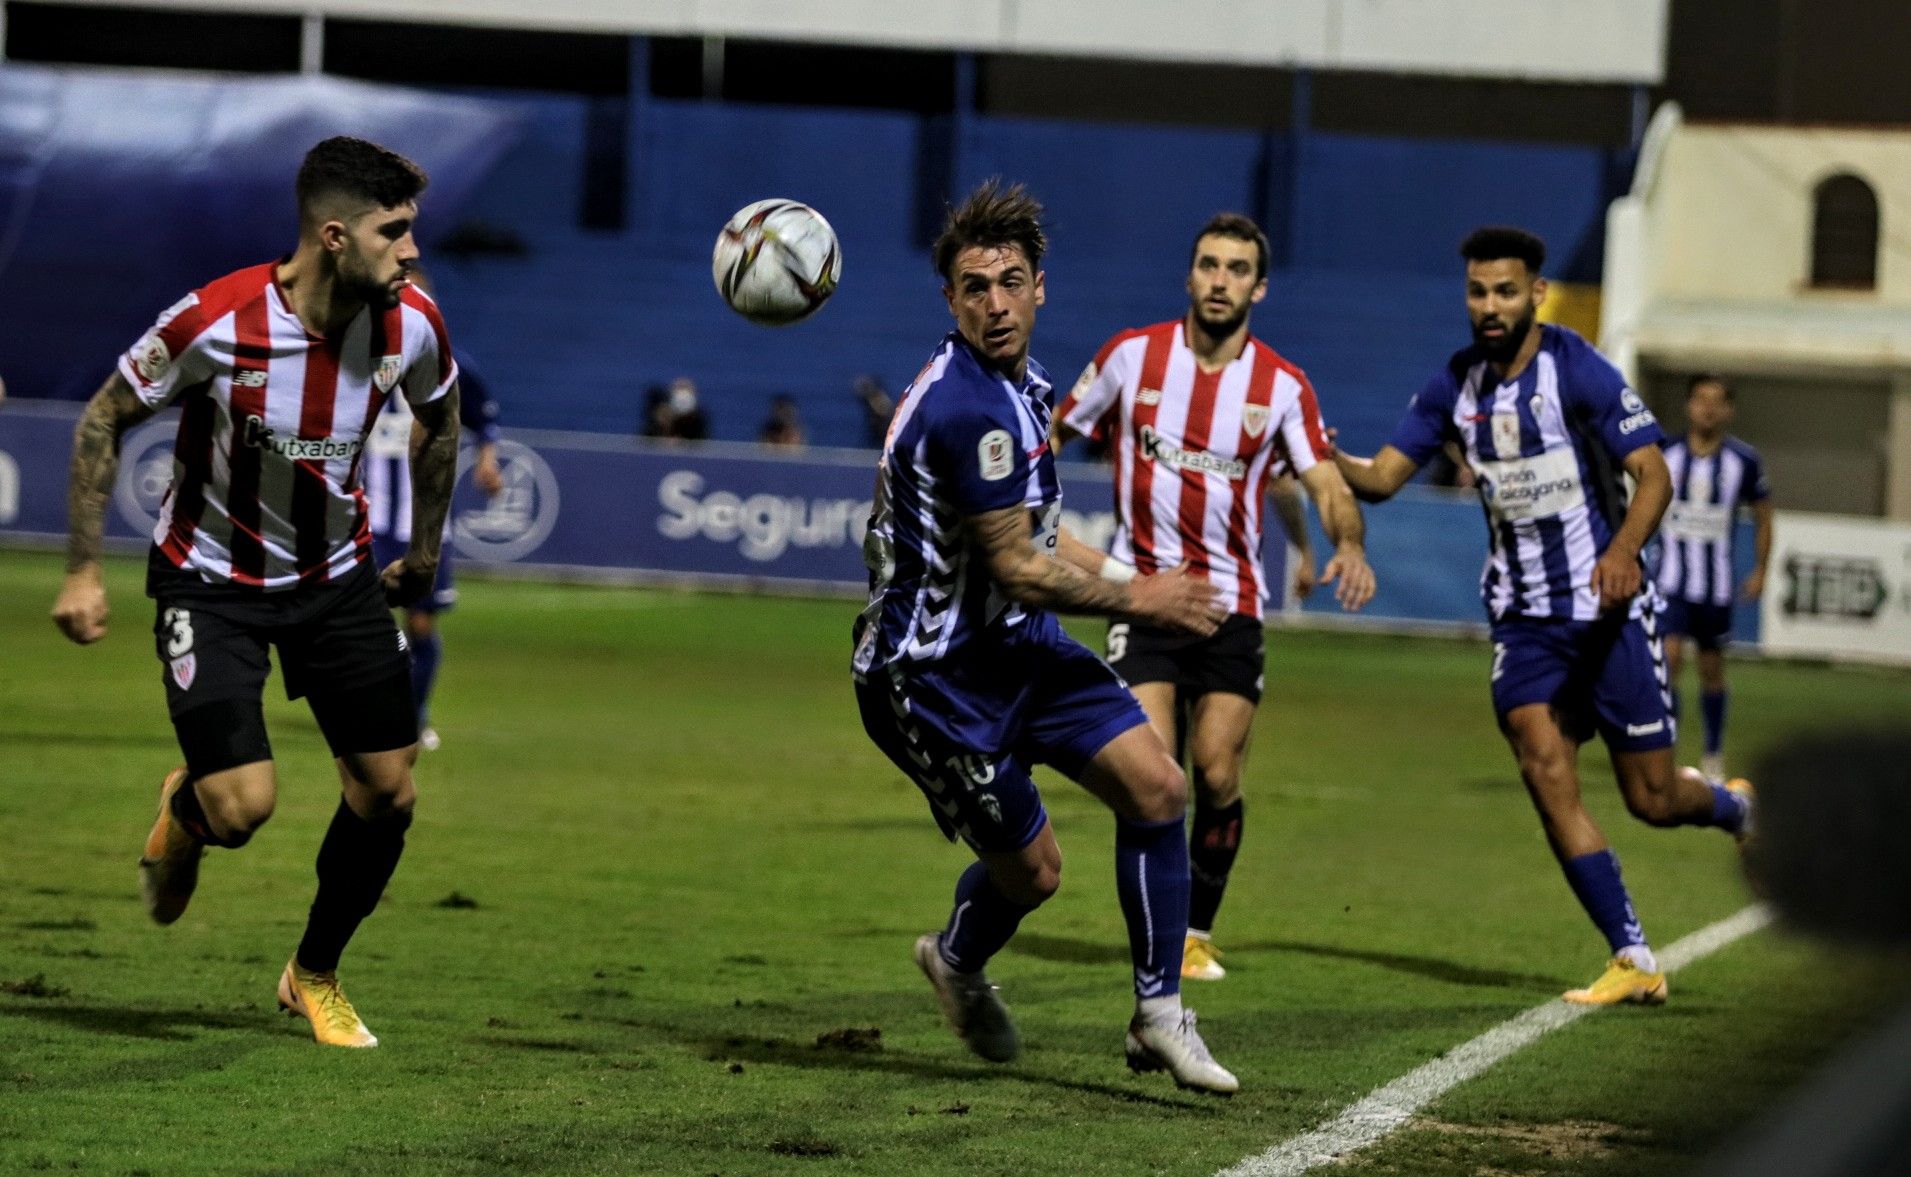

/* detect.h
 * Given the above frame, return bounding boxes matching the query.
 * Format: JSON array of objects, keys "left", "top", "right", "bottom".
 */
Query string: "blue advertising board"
[{"left": 0, "top": 400, "right": 1759, "bottom": 643}]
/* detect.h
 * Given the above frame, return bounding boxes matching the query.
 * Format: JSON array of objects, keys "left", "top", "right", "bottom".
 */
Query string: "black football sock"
[
  {"left": 296, "top": 798, "right": 411, "bottom": 974},
  {"left": 1188, "top": 798, "right": 1244, "bottom": 935}
]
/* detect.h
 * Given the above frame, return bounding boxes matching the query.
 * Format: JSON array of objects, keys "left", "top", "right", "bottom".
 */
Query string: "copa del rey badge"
[
  {"left": 1241, "top": 404, "right": 1270, "bottom": 437},
  {"left": 169, "top": 653, "right": 196, "bottom": 691},
  {"left": 373, "top": 354, "right": 403, "bottom": 394}
]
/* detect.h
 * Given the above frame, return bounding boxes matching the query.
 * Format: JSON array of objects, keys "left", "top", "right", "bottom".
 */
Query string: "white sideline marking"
[{"left": 1215, "top": 905, "right": 1772, "bottom": 1177}]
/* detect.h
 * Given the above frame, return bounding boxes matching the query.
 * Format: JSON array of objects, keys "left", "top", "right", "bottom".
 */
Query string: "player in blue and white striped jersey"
[
  {"left": 1334, "top": 227, "right": 1753, "bottom": 1008},
  {"left": 1655, "top": 374, "right": 1773, "bottom": 782},
  {"left": 365, "top": 338, "right": 502, "bottom": 751},
  {"left": 852, "top": 181, "right": 1239, "bottom": 1093}
]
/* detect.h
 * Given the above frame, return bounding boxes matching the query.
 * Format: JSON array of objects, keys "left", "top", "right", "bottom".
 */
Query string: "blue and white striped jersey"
[
  {"left": 853, "top": 332, "right": 1062, "bottom": 677},
  {"left": 365, "top": 348, "right": 502, "bottom": 543},
  {"left": 1655, "top": 436, "right": 1769, "bottom": 607},
  {"left": 1390, "top": 325, "right": 1664, "bottom": 622}
]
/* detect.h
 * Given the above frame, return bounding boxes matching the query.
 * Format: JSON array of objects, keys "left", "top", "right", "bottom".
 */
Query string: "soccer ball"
[{"left": 712, "top": 199, "right": 842, "bottom": 326}]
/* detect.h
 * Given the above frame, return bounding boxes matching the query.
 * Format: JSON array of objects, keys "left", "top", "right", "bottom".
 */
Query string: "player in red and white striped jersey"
[
  {"left": 51, "top": 137, "right": 463, "bottom": 1048},
  {"left": 1055, "top": 214, "right": 1375, "bottom": 981}
]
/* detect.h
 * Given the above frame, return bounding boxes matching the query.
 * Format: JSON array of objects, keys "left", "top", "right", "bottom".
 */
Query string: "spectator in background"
[
  {"left": 643, "top": 377, "right": 708, "bottom": 443},
  {"left": 759, "top": 394, "right": 806, "bottom": 450},
  {"left": 853, "top": 374, "right": 893, "bottom": 448}
]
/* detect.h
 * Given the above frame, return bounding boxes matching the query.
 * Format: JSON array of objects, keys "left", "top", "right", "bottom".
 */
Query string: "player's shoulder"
[
  {"left": 1095, "top": 321, "right": 1174, "bottom": 366},
  {"left": 398, "top": 282, "right": 451, "bottom": 331},
  {"left": 913, "top": 336, "right": 1014, "bottom": 422},
  {"left": 1723, "top": 434, "right": 1763, "bottom": 463},
  {"left": 170, "top": 262, "right": 276, "bottom": 335},
  {"left": 1247, "top": 336, "right": 1310, "bottom": 386},
  {"left": 1543, "top": 324, "right": 1627, "bottom": 389}
]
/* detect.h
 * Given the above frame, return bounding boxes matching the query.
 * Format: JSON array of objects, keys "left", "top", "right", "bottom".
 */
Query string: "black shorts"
[
  {"left": 1104, "top": 614, "right": 1266, "bottom": 703},
  {"left": 147, "top": 550, "right": 413, "bottom": 718}
]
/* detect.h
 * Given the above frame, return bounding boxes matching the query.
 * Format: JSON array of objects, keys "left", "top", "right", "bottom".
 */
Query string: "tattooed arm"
[
  {"left": 380, "top": 384, "right": 461, "bottom": 606},
  {"left": 52, "top": 373, "right": 159, "bottom": 644},
  {"left": 968, "top": 505, "right": 1222, "bottom": 636}
]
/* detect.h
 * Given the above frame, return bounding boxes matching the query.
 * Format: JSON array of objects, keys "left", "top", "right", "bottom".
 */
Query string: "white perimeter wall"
[
  {"left": 1647, "top": 124, "right": 1911, "bottom": 306},
  {"left": 19, "top": 0, "right": 1670, "bottom": 82}
]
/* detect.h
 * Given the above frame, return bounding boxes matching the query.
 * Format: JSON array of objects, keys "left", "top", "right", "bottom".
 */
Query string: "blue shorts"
[
  {"left": 1489, "top": 607, "right": 1676, "bottom": 753},
  {"left": 371, "top": 533, "right": 456, "bottom": 614},
  {"left": 855, "top": 618, "right": 1148, "bottom": 853},
  {"left": 1662, "top": 597, "right": 1733, "bottom": 652}
]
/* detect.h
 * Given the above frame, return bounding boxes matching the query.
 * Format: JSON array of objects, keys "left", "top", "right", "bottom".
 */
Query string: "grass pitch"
[{"left": 2, "top": 549, "right": 1907, "bottom": 1176}]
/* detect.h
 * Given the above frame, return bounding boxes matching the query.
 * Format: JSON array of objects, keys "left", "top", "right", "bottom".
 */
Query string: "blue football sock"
[
  {"left": 937, "top": 861, "right": 1036, "bottom": 974},
  {"left": 1706, "top": 782, "right": 1749, "bottom": 835},
  {"left": 1701, "top": 689, "right": 1727, "bottom": 757},
  {"left": 409, "top": 628, "right": 442, "bottom": 726},
  {"left": 1116, "top": 816, "right": 1189, "bottom": 999},
  {"left": 1561, "top": 849, "right": 1648, "bottom": 955}
]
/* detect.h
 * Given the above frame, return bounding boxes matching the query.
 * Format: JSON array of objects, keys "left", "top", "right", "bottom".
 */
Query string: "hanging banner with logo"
[{"left": 1760, "top": 511, "right": 1911, "bottom": 666}]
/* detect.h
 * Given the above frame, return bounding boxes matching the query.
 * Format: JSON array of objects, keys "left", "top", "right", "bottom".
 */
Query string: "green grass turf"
[{"left": 2, "top": 548, "right": 1907, "bottom": 1176}]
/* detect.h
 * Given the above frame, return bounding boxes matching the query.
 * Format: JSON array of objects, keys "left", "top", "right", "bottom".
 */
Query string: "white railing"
[{"left": 8, "top": 0, "right": 1669, "bottom": 82}]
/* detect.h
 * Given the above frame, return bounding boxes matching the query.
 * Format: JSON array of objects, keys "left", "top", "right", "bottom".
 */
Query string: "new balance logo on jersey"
[
  {"left": 242, "top": 415, "right": 362, "bottom": 461},
  {"left": 1138, "top": 424, "right": 1247, "bottom": 480},
  {"left": 1137, "top": 387, "right": 1164, "bottom": 406},
  {"left": 232, "top": 370, "right": 268, "bottom": 388}
]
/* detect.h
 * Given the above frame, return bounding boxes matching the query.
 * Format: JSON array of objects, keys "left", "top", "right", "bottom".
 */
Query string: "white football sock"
[{"left": 1617, "top": 944, "right": 1659, "bottom": 973}]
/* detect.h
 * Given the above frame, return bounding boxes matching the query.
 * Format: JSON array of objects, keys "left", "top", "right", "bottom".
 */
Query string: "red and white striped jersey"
[
  {"left": 1057, "top": 321, "right": 1330, "bottom": 619},
  {"left": 119, "top": 262, "right": 456, "bottom": 590}
]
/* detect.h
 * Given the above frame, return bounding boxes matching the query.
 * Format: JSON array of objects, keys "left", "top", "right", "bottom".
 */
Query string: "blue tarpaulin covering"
[{"left": 0, "top": 64, "right": 521, "bottom": 402}]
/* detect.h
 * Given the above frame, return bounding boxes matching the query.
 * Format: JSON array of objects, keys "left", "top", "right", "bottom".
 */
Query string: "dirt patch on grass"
[{"left": 1406, "top": 1117, "right": 1631, "bottom": 1162}]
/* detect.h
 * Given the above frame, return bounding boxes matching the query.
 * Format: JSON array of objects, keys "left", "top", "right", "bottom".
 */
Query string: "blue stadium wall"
[{"left": 0, "top": 65, "right": 1632, "bottom": 453}]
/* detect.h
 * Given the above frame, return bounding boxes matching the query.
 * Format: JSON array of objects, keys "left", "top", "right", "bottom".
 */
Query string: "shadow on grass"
[
  {"left": 1008, "top": 932, "right": 1565, "bottom": 990},
  {"left": 5, "top": 1002, "right": 265, "bottom": 1041},
  {"left": 684, "top": 1029, "right": 1217, "bottom": 1112}
]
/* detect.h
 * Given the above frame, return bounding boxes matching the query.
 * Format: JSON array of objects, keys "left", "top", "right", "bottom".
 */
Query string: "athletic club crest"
[
  {"left": 373, "top": 354, "right": 403, "bottom": 395},
  {"left": 1241, "top": 404, "right": 1270, "bottom": 437},
  {"left": 169, "top": 653, "right": 196, "bottom": 691}
]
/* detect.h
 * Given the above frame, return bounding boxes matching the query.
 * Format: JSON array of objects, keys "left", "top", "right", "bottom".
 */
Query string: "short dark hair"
[
  {"left": 295, "top": 136, "right": 428, "bottom": 224},
  {"left": 1460, "top": 226, "right": 1546, "bottom": 275},
  {"left": 933, "top": 179, "right": 1046, "bottom": 283},
  {"left": 1190, "top": 213, "right": 1270, "bottom": 280},
  {"left": 1688, "top": 372, "right": 1735, "bottom": 402}
]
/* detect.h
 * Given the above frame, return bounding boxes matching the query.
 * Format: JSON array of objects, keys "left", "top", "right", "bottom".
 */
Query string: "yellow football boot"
[
  {"left": 138, "top": 767, "right": 204, "bottom": 925},
  {"left": 1725, "top": 778, "right": 1756, "bottom": 844},
  {"left": 1563, "top": 957, "right": 1668, "bottom": 1006},
  {"left": 1182, "top": 934, "right": 1227, "bottom": 981},
  {"left": 277, "top": 960, "right": 379, "bottom": 1048}
]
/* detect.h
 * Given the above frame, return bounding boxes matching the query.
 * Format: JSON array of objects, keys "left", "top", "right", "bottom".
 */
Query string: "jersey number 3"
[{"left": 162, "top": 607, "right": 195, "bottom": 658}]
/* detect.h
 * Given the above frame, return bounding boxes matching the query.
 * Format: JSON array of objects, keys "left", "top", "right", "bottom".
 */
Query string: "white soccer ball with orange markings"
[{"left": 712, "top": 199, "right": 842, "bottom": 326}]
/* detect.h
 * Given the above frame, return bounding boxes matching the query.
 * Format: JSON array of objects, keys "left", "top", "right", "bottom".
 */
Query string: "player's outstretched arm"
[
  {"left": 1332, "top": 445, "right": 1420, "bottom": 504},
  {"left": 52, "top": 373, "right": 158, "bottom": 644},
  {"left": 1590, "top": 444, "right": 1673, "bottom": 611},
  {"left": 1743, "top": 498, "right": 1774, "bottom": 601},
  {"left": 967, "top": 506, "right": 1221, "bottom": 636},
  {"left": 1268, "top": 476, "right": 1316, "bottom": 600},
  {"left": 382, "top": 384, "right": 461, "bottom": 606},
  {"left": 1297, "top": 463, "right": 1376, "bottom": 611}
]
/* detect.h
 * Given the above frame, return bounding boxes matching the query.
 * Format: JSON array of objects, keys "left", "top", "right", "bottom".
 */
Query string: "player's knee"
[
  {"left": 994, "top": 850, "right": 1062, "bottom": 907},
  {"left": 200, "top": 786, "right": 274, "bottom": 846},
  {"left": 1130, "top": 760, "right": 1188, "bottom": 823},
  {"left": 1192, "top": 758, "right": 1243, "bottom": 807},
  {"left": 1622, "top": 783, "right": 1680, "bottom": 827},
  {"left": 341, "top": 755, "right": 416, "bottom": 818},
  {"left": 405, "top": 611, "right": 436, "bottom": 641}
]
